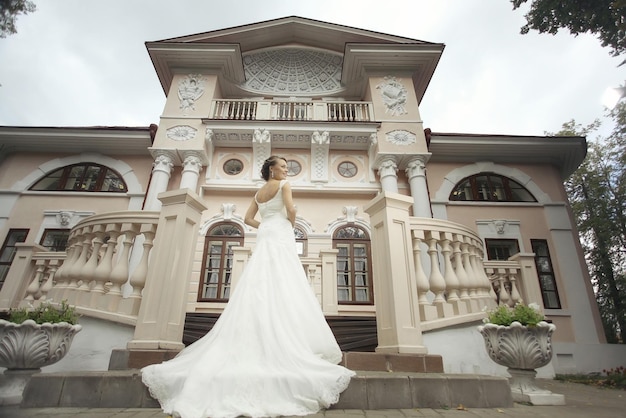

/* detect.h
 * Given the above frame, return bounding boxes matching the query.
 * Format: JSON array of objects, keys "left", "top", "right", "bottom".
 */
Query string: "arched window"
[
  {"left": 294, "top": 226, "right": 307, "bottom": 256},
  {"left": 29, "top": 163, "right": 127, "bottom": 192},
  {"left": 198, "top": 223, "right": 244, "bottom": 302},
  {"left": 333, "top": 225, "right": 373, "bottom": 305},
  {"left": 449, "top": 173, "right": 536, "bottom": 202}
]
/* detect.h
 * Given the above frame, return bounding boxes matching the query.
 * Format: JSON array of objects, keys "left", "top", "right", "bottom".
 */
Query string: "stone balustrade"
[
  {"left": 13, "top": 210, "right": 540, "bottom": 335},
  {"left": 408, "top": 217, "right": 497, "bottom": 330},
  {"left": 40, "top": 211, "right": 159, "bottom": 324},
  {"left": 211, "top": 99, "right": 372, "bottom": 122}
]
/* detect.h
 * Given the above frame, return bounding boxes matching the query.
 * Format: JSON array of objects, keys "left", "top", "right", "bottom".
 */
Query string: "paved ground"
[{"left": 0, "top": 380, "right": 624, "bottom": 417}]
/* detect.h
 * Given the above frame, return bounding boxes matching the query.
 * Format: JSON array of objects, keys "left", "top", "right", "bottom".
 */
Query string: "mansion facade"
[{"left": 0, "top": 17, "right": 623, "bottom": 376}]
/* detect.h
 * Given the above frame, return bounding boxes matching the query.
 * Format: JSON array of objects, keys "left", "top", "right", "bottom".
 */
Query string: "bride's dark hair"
[{"left": 260, "top": 156, "right": 287, "bottom": 181}]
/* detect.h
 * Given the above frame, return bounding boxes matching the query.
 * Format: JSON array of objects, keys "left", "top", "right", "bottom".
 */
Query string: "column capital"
[
  {"left": 405, "top": 156, "right": 427, "bottom": 180},
  {"left": 181, "top": 153, "right": 203, "bottom": 173},
  {"left": 152, "top": 151, "right": 175, "bottom": 175},
  {"left": 377, "top": 156, "right": 398, "bottom": 178}
]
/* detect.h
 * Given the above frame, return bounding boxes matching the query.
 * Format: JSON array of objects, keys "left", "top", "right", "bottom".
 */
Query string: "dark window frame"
[
  {"left": 0, "top": 229, "right": 29, "bottom": 290},
  {"left": 332, "top": 225, "right": 373, "bottom": 305},
  {"left": 29, "top": 163, "right": 127, "bottom": 193},
  {"left": 531, "top": 239, "right": 562, "bottom": 309},
  {"left": 449, "top": 173, "right": 537, "bottom": 202},
  {"left": 197, "top": 222, "right": 244, "bottom": 302},
  {"left": 485, "top": 238, "right": 520, "bottom": 261},
  {"left": 39, "top": 229, "right": 70, "bottom": 252}
]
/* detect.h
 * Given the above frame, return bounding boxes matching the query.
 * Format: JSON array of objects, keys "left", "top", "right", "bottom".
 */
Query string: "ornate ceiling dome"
[{"left": 241, "top": 47, "right": 343, "bottom": 95}]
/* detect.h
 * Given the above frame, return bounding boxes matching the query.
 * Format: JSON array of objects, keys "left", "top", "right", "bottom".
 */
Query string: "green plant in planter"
[
  {"left": 8, "top": 300, "right": 79, "bottom": 325},
  {"left": 483, "top": 302, "right": 545, "bottom": 326}
]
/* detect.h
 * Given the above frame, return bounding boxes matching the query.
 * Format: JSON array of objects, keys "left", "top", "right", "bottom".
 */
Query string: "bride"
[{"left": 141, "top": 156, "right": 355, "bottom": 418}]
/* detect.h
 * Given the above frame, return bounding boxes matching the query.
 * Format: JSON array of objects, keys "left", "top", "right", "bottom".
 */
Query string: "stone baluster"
[
  {"left": 102, "top": 223, "right": 138, "bottom": 312},
  {"left": 425, "top": 232, "right": 446, "bottom": 304},
  {"left": 39, "top": 259, "right": 59, "bottom": 301},
  {"left": 440, "top": 235, "right": 460, "bottom": 302},
  {"left": 76, "top": 228, "right": 98, "bottom": 307},
  {"left": 64, "top": 228, "right": 90, "bottom": 305},
  {"left": 24, "top": 260, "right": 46, "bottom": 302},
  {"left": 92, "top": 226, "right": 121, "bottom": 308},
  {"left": 119, "top": 224, "right": 156, "bottom": 316},
  {"left": 411, "top": 231, "right": 430, "bottom": 305},
  {"left": 451, "top": 236, "right": 470, "bottom": 303},
  {"left": 50, "top": 238, "right": 78, "bottom": 301},
  {"left": 497, "top": 271, "right": 511, "bottom": 306},
  {"left": 508, "top": 269, "right": 523, "bottom": 305}
]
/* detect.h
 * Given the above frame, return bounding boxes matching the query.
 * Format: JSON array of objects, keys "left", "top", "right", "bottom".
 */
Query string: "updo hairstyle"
[{"left": 260, "top": 156, "right": 287, "bottom": 181}]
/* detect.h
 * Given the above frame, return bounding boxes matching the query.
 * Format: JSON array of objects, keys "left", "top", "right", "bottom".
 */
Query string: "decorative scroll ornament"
[
  {"left": 178, "top": 74, "right": 206, "bottom": 111},
  {"left": 312, "top": 131, "right": 330, "bottom": 145},
  {"left": 376, "top": 76, "right": 408, "bottom": 116},
  {"left": 386, "top": 129, "right": 416, "bottom": 146},
  {"left": 166, "top": 125, "right": 197, "bottom": 141},
  {"left": 253, "top": 128, "right": 271, "bottom": 143}
]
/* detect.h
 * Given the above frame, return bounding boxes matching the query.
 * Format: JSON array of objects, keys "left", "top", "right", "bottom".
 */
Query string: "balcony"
[{"left": 210, "top": 99, "right": 372, "bottom": 122}]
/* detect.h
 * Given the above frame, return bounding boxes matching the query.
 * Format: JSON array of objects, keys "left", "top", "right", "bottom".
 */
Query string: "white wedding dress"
[{"left": 141, "top": 180, "right": 355, "bottom": 418}]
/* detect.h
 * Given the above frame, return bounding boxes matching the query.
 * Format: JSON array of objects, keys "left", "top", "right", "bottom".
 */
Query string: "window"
[
  {"left": 30, "top": 163, "right": 127, "bottom": 192},
  {"left": 39, "top": 229, "right": 70, "bottom": 252},
  {"left": 531, "top": 239, "right": 561, "bottom": 309},
  {"left": 198, "top": 223, "right": 244, "bottom": 301},
  {"left": 223, "top": 159, "right": 243, "bottom": 175},
  {"left": 286, "top": 160, "right": 301, "bottom": 176},
  {"left": 450, "top": 173, "right": 536, "bottom": 202},
  {"left": 485, "top": 239, "right": 520, "bottom": 261},
  {"left": 0, "top": 229, "right": 29, "bottom": 290},
  {"left": 337, "top": 161, "right": 357, "bottom": 178},
  {"left": 333, "top": 225, "right": 373, "bottom": 304}
]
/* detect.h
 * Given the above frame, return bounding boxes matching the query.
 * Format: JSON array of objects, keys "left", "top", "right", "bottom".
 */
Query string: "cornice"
[{"left": 428, "top": 133, "right": 587, "bottom": 179}]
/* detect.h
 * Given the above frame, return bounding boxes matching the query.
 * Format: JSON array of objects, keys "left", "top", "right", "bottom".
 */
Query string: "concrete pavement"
[{"left": 0, "top": 379, "right": 624, "bottom": 417}]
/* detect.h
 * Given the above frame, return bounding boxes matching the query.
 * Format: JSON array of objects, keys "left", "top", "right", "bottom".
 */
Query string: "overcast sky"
[{"left": 0, "top": 0, "right": 623, "bottom": 139}]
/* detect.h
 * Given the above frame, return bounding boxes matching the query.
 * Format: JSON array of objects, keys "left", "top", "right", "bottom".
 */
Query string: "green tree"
[
  {"left": 0, "top": 0, "right": 35, "bottom": 38},
  {"left": 556, "top": 105, "right": 626, "bottom": 343},
  {"left": 511, "top": 0, "right": 626, "bottom": 57}
]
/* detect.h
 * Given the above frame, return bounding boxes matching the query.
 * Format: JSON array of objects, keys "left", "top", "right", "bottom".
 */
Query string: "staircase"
[{"left": 20, "top": 350, "right": 513, "bottom": 410}]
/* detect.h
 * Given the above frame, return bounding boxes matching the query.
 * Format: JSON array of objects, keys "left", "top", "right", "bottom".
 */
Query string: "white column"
[
  {"left": 377, "top": 157, "right": 398, "bottom": 193},
  {"left": 406, "top": 155, "right": 432, "bottom": 217},
  {"left": 144, "top": 152, "right": 174, "bottom": 211},
  {"left": 180, "top": 154, "right": 203, "bottom": 191}
]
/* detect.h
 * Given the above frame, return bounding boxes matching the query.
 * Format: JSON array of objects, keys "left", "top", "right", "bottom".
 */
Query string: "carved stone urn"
[
  {"left": 478, "top": 321, "right": 565, "bottom": 405},
  {"left": 0, "top": 319, "right": 82, "bottom": 405}
]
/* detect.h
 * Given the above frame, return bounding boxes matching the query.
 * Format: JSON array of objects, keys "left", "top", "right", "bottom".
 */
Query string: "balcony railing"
[{"left": 211, "top": 99, "right": 372, "bottom": 122}]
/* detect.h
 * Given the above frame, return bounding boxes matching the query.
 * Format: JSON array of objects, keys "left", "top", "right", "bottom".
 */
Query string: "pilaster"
[
  {"left": 128, "top": 189, "right": 207, "bottom": 350},
  {"left": 363, "top": 192, "right": 427, "bottom": 354}
]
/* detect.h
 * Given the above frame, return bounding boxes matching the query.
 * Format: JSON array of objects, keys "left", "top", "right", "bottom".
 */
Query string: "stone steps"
[{"left": 21, "top": 370, "right": 513, "bottom": 410}]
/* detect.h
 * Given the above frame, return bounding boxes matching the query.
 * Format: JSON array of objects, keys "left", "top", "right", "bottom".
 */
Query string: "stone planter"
[
  {"left": 478, "top": 321, "right": 565, "bottom": 405},
  {"left": 0, "top": 319, "right": 82, "bottom": 405}
]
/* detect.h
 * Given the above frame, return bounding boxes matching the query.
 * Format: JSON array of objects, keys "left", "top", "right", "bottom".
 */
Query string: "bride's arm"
[
  {"left": 244, "top": 200, "right": 260, "bottom": 228},
  {"left": 282, "top": 182, "right": 297, "bottom": 227}
]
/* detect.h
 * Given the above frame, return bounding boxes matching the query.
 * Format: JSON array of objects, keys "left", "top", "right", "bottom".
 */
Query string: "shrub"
[{"left": 7, "top": 300, "right": 79, "bottom": 325}]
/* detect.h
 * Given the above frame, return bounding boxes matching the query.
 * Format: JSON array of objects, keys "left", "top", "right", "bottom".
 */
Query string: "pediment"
[
  {"left": 156, "top": 16, "right": 434, "bottom": 53},
  {"left": 147, "top": 16, "right": 444, "bottom": 101}
]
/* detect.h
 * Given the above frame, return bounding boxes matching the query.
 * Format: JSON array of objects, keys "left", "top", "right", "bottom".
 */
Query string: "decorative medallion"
[
  {"left": 166, "top": 125, "right": 197, "bottom": 141},
  {"left": 385, "top": 130, "right": 416, "bottom": 145},
  {"left": 376, "top": 76, "right": 408, "bottom": 116},
  {"left": 178, "top": 74, "right": 206, "bottom": 111}
]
